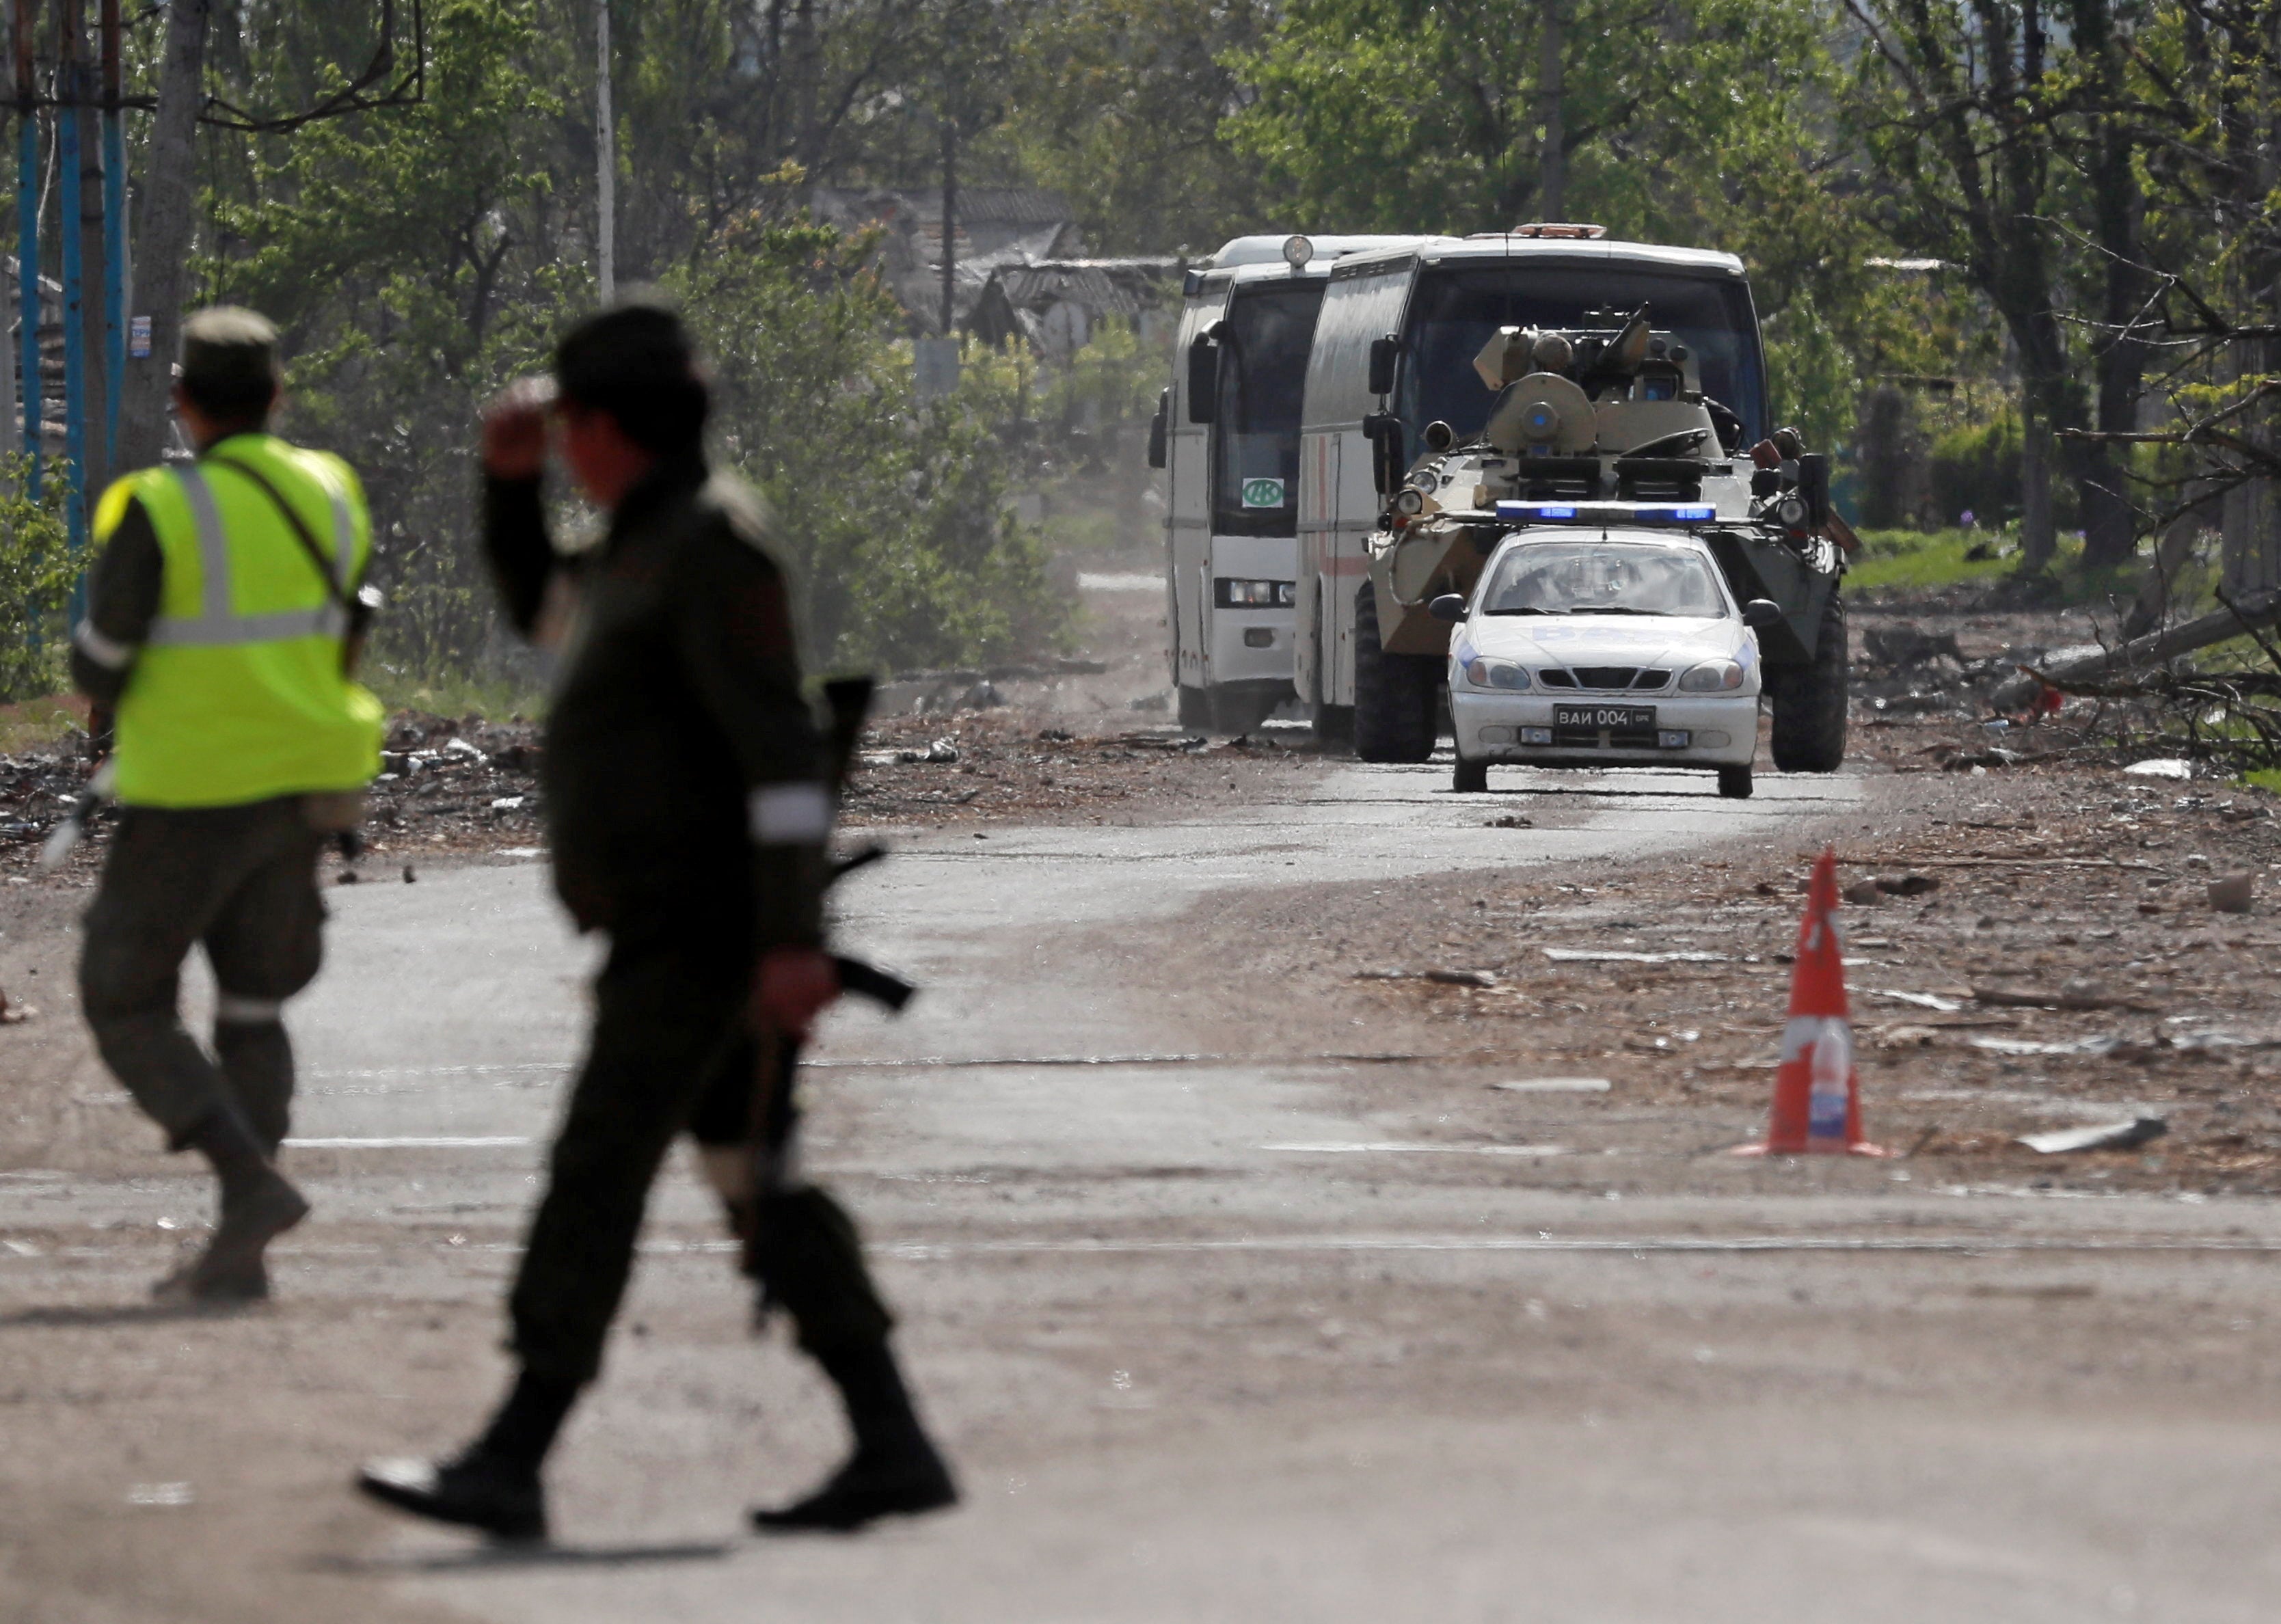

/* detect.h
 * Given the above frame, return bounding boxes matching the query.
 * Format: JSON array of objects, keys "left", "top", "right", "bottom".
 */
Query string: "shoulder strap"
[{"left": 202, "top": 453, "right": 360, "bottom": 610}]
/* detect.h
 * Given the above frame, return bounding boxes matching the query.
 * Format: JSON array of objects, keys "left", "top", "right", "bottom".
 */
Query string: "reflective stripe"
[
  {"left": 147, "top": 604, "right": 345, "bottom": 647},
  {"left": 214, "top": 992, "right": 284, "bottom": 1024},
  {"left": 177, "top": 466, "right": 232, "bottom": 623},
  {"left": 748, "top": 781, "right": 833, "bottom": 843},
  {"left": 72, "top": 619, "right": 136, "bottom": 670},
  {"left": 146, "top": 463, "right": 353, "bottom": 648}
]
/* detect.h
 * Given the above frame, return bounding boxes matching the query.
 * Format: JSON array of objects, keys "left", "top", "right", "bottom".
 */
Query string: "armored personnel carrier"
[{"left": 1353, "top": 310, "right": 1848, "bottom": 770}]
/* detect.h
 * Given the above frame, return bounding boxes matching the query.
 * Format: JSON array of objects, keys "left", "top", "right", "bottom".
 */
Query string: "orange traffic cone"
[{"left": 1732, "top": 847, "right": 1889, "bottom": 1157}]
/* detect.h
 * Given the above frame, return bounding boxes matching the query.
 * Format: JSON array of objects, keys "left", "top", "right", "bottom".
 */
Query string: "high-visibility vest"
[{"left": 95, "top": 432, "right": 384, "bottom": 808}]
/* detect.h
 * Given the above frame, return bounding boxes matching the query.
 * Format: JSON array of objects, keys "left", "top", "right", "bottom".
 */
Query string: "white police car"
[{"left": 1437, "top": 519, "right": 1781, "bottom": 799}]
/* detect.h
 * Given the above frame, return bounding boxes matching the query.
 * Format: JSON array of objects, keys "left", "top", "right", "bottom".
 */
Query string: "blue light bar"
[{"left": 1494, "top": 500, "right": 1717, "bottom": 526}]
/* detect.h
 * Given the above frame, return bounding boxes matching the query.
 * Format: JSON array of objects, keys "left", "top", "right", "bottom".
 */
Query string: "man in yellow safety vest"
[{"left": 71, "top": 306, "right": 383, "bottom": 1304}]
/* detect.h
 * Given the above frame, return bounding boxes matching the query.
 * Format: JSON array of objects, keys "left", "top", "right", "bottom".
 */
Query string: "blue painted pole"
[
  {"left": 57, "top": 70, "right": 84, "bottom": 558},
  {"left": 100, "top": 110, "right": 119, "bottom": 463},
  {"left": 16, "top": 110, "right": 38, "bottom": 498}
]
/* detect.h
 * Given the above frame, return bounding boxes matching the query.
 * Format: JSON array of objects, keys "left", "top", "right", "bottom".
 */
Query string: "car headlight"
[
  {"left": 1461, "top": 657, "right": 1530, "bottom": 691},
  {"left": 1677, "top": 659, "right": 1746, "bottom": 692}
]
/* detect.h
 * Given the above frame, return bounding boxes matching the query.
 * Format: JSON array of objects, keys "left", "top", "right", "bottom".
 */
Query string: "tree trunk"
[
  {"left": 113, "top": 0, "right": 206, "bottom": 474},
  {"left": 2020, "top": 412, "right": 2054, "bottom": 571}
]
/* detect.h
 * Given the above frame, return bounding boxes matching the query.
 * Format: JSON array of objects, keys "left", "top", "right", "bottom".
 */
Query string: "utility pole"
[
  {"left": 57, "top": 0, "right": 90, "bottom": 552},
  {"left": 595, "top": 0, "right": 613, "bottom": 302},
  {"left": 939, "top": 114, "right": 955, "bottom": 337},
  {"left": 1536, "top": 0, "right": 1564, "bottom": 223},
  {"left": 97, "top": 0, "right": 118, "bottom": 461},
  {"left": 14, "top": 0, "right": 38, "bottom": 489}
]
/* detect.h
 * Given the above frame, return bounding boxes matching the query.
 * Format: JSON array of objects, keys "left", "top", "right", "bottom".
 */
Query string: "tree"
[{"left": 1843, "top": 0, "right": 2162, "bottom": 570}]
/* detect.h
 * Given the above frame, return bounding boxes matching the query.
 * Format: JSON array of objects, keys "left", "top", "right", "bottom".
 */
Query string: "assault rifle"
[{"left": 747, "top": 676, "right": 913, "bottom": 1233}]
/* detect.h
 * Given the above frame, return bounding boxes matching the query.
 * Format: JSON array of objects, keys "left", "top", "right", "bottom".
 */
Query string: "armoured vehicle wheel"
[
  {"left": 1767, "top": 588, "right": 1848, "bottom": 773},
  {"left": 1176, "top": 685, "right": 1211, "bottom": 731},
  {"left": 1717, "top": 763, "right": 1753, "bottom": 799},
  {"left": 1352, "top": 586, "right": 1437, "bottom": 763},
  {"left": 1452, "top": 754, "right": 1489, "bottom": 794}
]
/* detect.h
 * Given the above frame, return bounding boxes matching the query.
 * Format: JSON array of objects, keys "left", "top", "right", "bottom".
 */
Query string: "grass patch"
[
  {"left": 0, "top": 693, "right": 86, "bottom": 753},
  {"left": 1848, "top": 527, "right": 2021, "bottom": 592},
  {"left": 2242, "top": 769, "right": 2281, "bottom": 794}
]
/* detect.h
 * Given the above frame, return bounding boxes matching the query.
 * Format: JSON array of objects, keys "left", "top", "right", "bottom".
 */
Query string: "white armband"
[
  {"left": 748, "top": 781, "right": 833, "bottom": 844},
  {"left": 72, "top": 619, "right": 137, "bottom": 671}
]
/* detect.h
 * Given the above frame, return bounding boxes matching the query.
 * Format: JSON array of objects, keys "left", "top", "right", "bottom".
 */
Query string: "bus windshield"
[
  {"left": 1394, "top": 265, "right": 1766, "bottom": 459},
  {"left": 1213, "top": 282, "right": 1323, "bottom": 537}
]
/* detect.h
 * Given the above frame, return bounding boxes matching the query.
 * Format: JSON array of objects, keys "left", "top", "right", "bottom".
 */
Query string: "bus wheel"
[{"left": 1353, "top": 586, "right": 1436, "bottom": 763}]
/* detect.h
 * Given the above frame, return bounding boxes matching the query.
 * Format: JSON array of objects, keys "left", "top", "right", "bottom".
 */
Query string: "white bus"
[
  {"left": 1148, "top": 233, "right": 1426, "bottom": 733},
  {"left": 1293, "top": 232, "right": 1772, "bottom": 744}
]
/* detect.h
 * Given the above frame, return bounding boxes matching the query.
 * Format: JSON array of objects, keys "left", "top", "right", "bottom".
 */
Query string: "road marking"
[
  {"left": 1263, "top": 1141, "right": 1569, "bottom": 1156},
  {"left": 877, "top": 1234, "right": 2281, "bottom": 1259},
  {"left": 282, "top": 1136, "right": 534, "bottom": 1149}
]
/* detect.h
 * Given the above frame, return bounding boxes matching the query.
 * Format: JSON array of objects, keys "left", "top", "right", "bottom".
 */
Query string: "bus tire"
[
  {"left": 1767, "top": 588, "right": 1848, "bottom": 773},
  {"left": 1353, "top": 586, "right": 1437, "bottom": 763},
  {"left": 1176, "top": 685, "right": 1211, "bottom": 731}
]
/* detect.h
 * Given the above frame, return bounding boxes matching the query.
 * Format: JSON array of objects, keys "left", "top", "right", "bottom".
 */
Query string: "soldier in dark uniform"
[{"left": 355, "top": 301, "right": 955, "bottom": 1541}]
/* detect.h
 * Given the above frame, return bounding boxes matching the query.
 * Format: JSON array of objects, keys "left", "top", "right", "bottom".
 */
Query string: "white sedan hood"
[{"left": 1459, "top": 612, "right": 1754, "bottom": 678}]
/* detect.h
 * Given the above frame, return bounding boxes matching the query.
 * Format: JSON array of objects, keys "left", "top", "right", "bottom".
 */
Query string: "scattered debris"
[
  {"left": 1540, "top": 947, "right": 1727, "bottom": 964},
  {"left": 1485, "top": 814, "right": 1535, "bottom": 828},
  {"left": 1874, "top": 874, "right": 1939, "bottom": 895},
  {"left": 1864, "top": 624, "right": 1966, "bottom": 667},
  {"left": 1492, "top": 1077, "right": 1612, "bottom": 1093},
  {"left": 2125, "top": 758, "right": 2195, "bottom": 780},
  {"left": 897, "top": 738, "right": 961, "bottom": 765},
  {"left": 1424, "top": 969, "right": 1498, "bottom": 988},
  {"left": 2018, "top": 1118, "right": 2169, "bottom": 1154},
  {"left": 1971, "top": 982, "right": 2163, "bottom": 1014},
  {"left": 1841, "top": 878, "right": 1883, "bottom": 906},
  {"left": 2209, "top": 872, "right": 2255, "bottom": 914},
  {"left": 1865, "top": 988, "right": 1966, "bottom": 1012},
  {"left": 960, "top": 680, "right": 1005, "bottom": 710},
  {"left": 1969, "top": 1035, "right": 2123, "bottom": 1057}
]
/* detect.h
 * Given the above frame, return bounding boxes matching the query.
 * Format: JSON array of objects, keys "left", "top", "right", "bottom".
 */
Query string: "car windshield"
[
  {"left": 1481, "top": 541, "right": 1727, "bottom": 618},
  {"left": 1394, "top": 264, "right": 1766, "bottom": 461},
  {"left": 1211, "top": 282, "right": 1323, "bottom": 537}
]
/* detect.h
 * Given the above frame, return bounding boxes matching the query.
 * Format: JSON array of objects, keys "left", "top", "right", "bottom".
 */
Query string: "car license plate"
[{"left": 1555, "top": 705, "right": 1656, "bottom": 729}]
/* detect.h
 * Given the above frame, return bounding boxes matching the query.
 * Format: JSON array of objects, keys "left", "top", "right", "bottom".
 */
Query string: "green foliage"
[
  {"left": 992, "top": 0, "right": 1276, "bottom": 254},
  {"left": 1846, "top": 527, "right": 2018, "bottom": 593},
  {"left": 678, "top": 219, "right": 1067, "bottom": 671},
  {"left": 0, "top": 463, "right": 79, "bottom": 703},
  {"left": 191, "top": 3, "right": 1066, "bottom": 687},
  {"left": 1927, "top": 414, "right": 2025, "bottom": 531}
]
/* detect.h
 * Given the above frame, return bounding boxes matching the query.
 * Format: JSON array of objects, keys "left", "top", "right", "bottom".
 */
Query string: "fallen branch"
[{"left": 1995, "top": 586, "right": 2281, "bottom": 705}]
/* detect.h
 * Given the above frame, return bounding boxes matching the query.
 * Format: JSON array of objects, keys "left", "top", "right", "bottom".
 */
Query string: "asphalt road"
[{"left": 7, "top": 759, "right": 2281, "bottom": 1622}]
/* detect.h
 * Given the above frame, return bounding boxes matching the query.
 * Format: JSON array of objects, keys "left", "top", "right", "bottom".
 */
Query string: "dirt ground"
[{"left": 4, "top": 567, "right": 2281, "bottom": 1621}]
